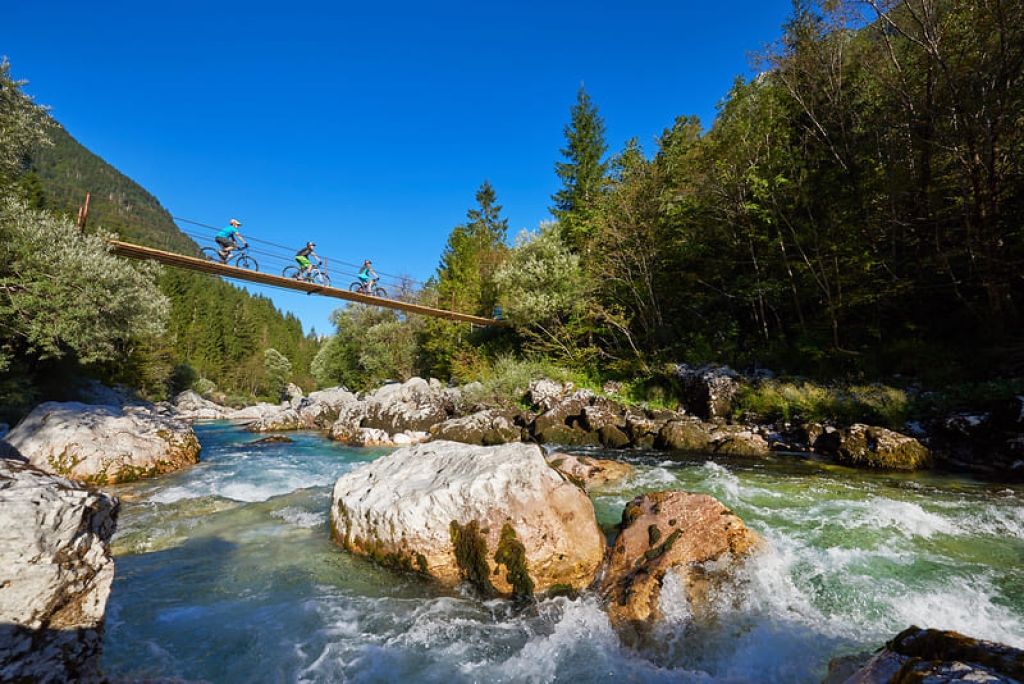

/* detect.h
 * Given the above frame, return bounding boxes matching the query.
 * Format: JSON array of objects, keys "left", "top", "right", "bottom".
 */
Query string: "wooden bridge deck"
[{"left": 107, "top": 239, "right": 510, "bottom": 327}]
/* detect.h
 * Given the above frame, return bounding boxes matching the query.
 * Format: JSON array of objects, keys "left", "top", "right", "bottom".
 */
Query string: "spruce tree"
[{"left": 551, "top": 85, "right": 609, "bottom": 252}]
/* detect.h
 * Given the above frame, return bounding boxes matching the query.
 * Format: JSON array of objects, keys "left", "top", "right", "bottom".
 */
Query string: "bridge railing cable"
[{"left": 36, "top": 179, "right": 499, "bottom": 317}]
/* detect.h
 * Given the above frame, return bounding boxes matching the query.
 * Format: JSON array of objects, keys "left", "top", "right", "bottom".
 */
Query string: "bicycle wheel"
[
  {"left": 372, "top": 286, "right": 388, "bottom": 298},
  {"left": 313, "top": 271, "right": 331, "bottom": 287},
  {"left": 349, "top": 282, "right": 364, "bottom": 293},
  {"left": 200, "top": 247, "right": 223, "bottom": 262},
  {"left": 282, "top": 266, "right": 302, "bottom": 280},
  {"left": 235, "top": 255, "right": 258, "bottom": 271}
]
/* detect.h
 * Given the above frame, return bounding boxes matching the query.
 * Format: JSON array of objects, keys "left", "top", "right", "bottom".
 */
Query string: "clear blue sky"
[{"left": 4, "top": 0, "right": 794, "bottom": 335}]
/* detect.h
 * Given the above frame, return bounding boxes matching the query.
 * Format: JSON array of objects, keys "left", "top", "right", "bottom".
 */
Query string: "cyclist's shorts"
[
  {"left": 296, "top": 256, "right": 312, "bottom": 268},
  {"left": 216, "top": 236, "right": 234, "bottom": 249}
]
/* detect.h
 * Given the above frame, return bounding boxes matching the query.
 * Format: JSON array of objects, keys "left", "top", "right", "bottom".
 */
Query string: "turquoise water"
[{"left": 101, "top": 422, "right": 1024, "bottom": 683}]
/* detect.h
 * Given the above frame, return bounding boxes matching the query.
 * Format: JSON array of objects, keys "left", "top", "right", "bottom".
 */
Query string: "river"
[{"left": 100, "top": 421, "right": 1024, "bottom": 683}]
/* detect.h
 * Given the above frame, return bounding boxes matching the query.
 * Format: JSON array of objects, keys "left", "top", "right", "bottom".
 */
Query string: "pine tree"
[{"left": 551, "top": 85, "right": 609, "bottom": 252}]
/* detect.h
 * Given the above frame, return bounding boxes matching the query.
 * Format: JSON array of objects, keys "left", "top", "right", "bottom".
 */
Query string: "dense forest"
[
  {"left": 377, "top": 0, "right": 1023, "bottom": 393},
  {"left": 3, "top": 0, "right": 1023, "bottom": 421}
]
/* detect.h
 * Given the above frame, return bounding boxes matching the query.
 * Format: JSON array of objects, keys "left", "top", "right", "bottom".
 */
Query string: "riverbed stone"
[
  {"left": 330, "top": 440, "right": 605, "bottom": 597},
  {"left": 296, "top": 386, "right": 359, "bottom": 428},
  {"left": 815, "top": 423, "right": 931, "bottom": 470},
  {"left": 673, "top": 363, "right": 741, "bottom": 420},
  {"left": 245, "top": 407, "right": 304, "bottom": 432},
  {"left": 429, "top": 408, "right": 527, "bottom": 445},
  {"left": 545, "top": 452, "right": 632, "bottom": 490},
  {"left": 708, "top": 424, "right": 772, "bottom": 456},
  {"left": 172, "top": 389, "right": 229, "bottom": 419},
  {"left": 655, "top": 417, "right": 711, "bottom": 452},
  {"left": 0, "top": 457, "right": 118, "bottom": 683},
  {"left": 830, "top": 625, "right": 1024, "bottom": 683},
  {"left": 3, "top": 401, "right": 200, "bottom": 485},
  {"left": 600, "top": 490, "right": 765, "bottom": 645}
]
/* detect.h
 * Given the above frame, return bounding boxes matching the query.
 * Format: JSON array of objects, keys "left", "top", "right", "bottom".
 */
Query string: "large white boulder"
[
  {"left": 0, "top": 457, "right": 118, "bottom": 683},
  {"left": 3, "top": 401, "right": 200, "bottom": 484},
  {"left": 330, "top": 440, "right": 605, "bottom": 597}
]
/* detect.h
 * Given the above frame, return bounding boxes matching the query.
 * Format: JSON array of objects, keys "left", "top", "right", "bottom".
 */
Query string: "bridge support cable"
[{"left": 106, "top": 239, "right": 511, "bottom": 328}]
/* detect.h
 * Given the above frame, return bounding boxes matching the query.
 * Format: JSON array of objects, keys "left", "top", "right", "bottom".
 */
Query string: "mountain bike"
[
  {"left": 282, "top": 259, "right": 331, "bottom": 287},
  {"left": 200, "top": 244, "right": 259, "bottom": 271},
  {"left": 349, "top": 278, "right": 387, "bottom": 298}
]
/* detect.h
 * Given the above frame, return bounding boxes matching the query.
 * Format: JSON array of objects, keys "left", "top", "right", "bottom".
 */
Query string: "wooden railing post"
[{"left": 77, "top": 193, "right": 91, "bottom": 231}]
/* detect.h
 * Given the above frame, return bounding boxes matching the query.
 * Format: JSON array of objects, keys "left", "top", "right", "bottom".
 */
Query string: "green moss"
[
  {"left": 639, "top": 529, "right": 683, "bottom": 566},
  {"left": 450, "top": 520, "right": 496, "bottom": 597},
  {"left": 621, "top": 501, "right": 643, "bottom": 530},
  {"left": 544, "top": 583, "right": 577, "bottom": 599},
  {"left": 494, "top": 523, "right": 535, "bottom": 598}
]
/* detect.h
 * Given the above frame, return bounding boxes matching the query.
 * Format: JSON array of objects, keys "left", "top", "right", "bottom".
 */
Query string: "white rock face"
[
  {"left": 172, "top": 390, "right": 228, "bottom": 418},
  {"left": 331, "top": 440, "right": 605, "bottom": 596},
  {"left": 0, "top": 458, "right": 118, "bottom": 683},
  {"left": 4, "top": 401, "right": 200, "bottom": 484}
]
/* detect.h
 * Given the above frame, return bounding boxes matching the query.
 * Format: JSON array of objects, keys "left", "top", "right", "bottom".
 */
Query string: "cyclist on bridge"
[
  {"left": 358, "top": 260, "right": 378, "bottom": 290},
  {"left": 294, "top": 242, "right": 322, "bottom": 279},
  {"left": 215, "top": 219, "right": 247, "bottom": 263}
]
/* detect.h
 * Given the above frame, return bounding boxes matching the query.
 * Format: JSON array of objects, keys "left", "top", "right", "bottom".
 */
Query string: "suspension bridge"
[{"left": 107, "top": 239, "right": 511, "bottom": 328}]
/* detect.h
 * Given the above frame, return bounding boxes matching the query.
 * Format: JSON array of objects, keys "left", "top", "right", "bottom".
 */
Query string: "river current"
[{"left": 101, "top": 421, "right": 1024, "bottom": 683}]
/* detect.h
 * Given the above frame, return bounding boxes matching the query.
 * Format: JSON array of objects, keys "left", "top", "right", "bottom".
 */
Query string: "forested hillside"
[
  {"left": 30, "top": 124, "right": 197, "bottom": 253},
  {"left": 6, "top": 0, "right": 1022, "bottom": 419},
  {"left": 0, "top": 64, "right": 319, "bottom": 420},
  {"left": 27, "top": 125, "right": 321, "bottom": 402}
]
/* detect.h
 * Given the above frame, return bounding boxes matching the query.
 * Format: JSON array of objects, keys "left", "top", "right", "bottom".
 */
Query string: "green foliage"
[
  {"left": 551, "top": 86, "right": 609, "bottom": 251},
  {"left": 468, "top": 353, "right": 577, "bottom": 406},
  {"left": 160, "top": 268, "right": 319, "bottom": 397},
  {"left": 0, "top": 199, "right": 169, "bottom": 371},
  {"left": 493, "top": 223, "right": 598, "bottom": 366},
  {"left": 733, "top": 380, "right": 909, "bottom": 428},
  {"left": 494, "top": 223, "right": 584, "bottom": 325},
  {"left": 312, "top": 305, "right": 420, "bottom": 392},
  {"left": 263, "top": 348, "right": 292, "bottom": 400},
  {"left": 0, "top": 59, "right": 52, "bottom": 189},
  {"left": 419, "top": 181, "right": 510, "bottom": 379}
]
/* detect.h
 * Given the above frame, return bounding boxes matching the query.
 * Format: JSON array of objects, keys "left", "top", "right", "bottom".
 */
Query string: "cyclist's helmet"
[
  {"left": 364, "top": 260, "right": 371, "bottom": 265},
  {"left": 307, "top": 241, "right": 315, "bottom": 248},
  {"left": 229, "top": 218, "right": 241, "bottom": 227}
]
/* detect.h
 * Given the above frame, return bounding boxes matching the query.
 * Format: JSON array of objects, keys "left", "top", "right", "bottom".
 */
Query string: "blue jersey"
[{"left": 216, "top": 226, "right": 240, "bottom": 239}]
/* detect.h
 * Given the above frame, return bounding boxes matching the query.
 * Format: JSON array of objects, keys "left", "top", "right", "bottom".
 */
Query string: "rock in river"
[
  {"left": 330, "top": 440, "right": 605, "bottom": 597},
  {"left": 3, "top": 401, "right": 200, "bottom": 484}
]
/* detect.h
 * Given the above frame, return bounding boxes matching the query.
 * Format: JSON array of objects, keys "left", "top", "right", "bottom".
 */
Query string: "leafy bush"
[{"left": 472, "top": 354, "right": 576, "bottom": 406}]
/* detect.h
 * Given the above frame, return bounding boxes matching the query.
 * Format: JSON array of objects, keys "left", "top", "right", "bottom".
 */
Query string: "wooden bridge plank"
[{"left": 106, "top": 239, "right": 511, "bottom": 327}]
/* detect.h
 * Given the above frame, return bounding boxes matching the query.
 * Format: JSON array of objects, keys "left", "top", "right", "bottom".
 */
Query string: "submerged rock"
[
  {"left": 330, "top": 440, "right": 605, "bottom": 597},
  {"left": 829, "top": 625, "right": 1024, "bottom": 683},
  {"left": 545, "top": 452, "right": 632, "bottom": 490},
  {"left": 0, "top": 458, "right": 118, "bottom": 683},
  {"left": 3, "top": 401, "right": 200, "bottom": 485}
]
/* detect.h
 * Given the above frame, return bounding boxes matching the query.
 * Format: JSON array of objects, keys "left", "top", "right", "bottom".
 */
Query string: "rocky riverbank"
[{"left": 3, "top": 370, "right": 1023, "bottom": 682}]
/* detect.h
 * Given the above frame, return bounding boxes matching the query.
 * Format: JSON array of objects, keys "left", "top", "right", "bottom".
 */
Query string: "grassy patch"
[{"left": 733, "top": 380, "right": 909, "bottom": 428}]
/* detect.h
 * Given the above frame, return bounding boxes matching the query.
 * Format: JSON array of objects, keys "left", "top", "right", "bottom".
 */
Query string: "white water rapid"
[{"left": 101, "top": 421, "right": 1024, "bottom": 683}]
